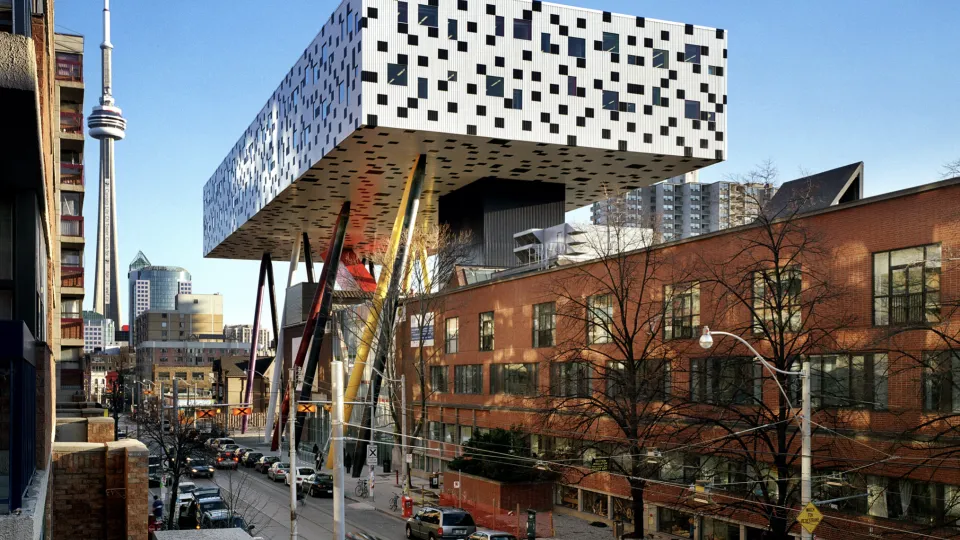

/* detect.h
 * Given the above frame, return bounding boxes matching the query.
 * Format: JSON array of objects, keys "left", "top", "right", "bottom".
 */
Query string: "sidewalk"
[{"left": 231, "top": 434, "right": 617, "bottom": 540}]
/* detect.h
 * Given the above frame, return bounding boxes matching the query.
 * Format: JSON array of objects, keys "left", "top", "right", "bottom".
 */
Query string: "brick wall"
[
  {"left": 443, "top": 471, "right": 555, "bottom": 511},
  {"left": 51, "top": 439, "right": 148, "bottom": 540}
]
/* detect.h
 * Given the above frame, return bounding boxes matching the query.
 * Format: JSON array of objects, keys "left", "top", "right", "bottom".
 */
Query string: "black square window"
[
  {"left": 486, "top": 35, "right": 496, "bottom": 46},
  {"left": 577, "top": 18, "right": 586, "bottom": 28},
  {"left": 611, "top": 72, "right": 620, "bottom": 82},
  {"left": 457, "top": 41, "right": 468, "bottom": 52},
  {"left": 477, "top": 64, "right": 487, "bottom": 75},
  {"left": 593, "top": 79, "right": 603, "bottom": 90},
  {"left": 366, "top": 114, "right": 377, "bottom": 126},
  {"left": 514, "top": 18, "right": 532, "bottom": 40},
  {"left": 387, "top": 64, "right": 408, "bottom": 85},
  {"left": 668, "top": 117, "right": 677, "bottom": 127},
  {"left": 418, "top": 55, "right": 429, "bottom": 67},
  {"left": 486, "top": 4, "right": 496, "bottom": 15},
  {"left": 550, "top": 14, "right": 559, "bottom": 24},
  {"left": 644, "top": 37, "right": 653, "bottom": 48},
  {"left": 439, "top": 48, "right": 450, "bottom": 59},
  {"left": 660, "top": 30, "right": 669, "bottom": 40},
  {"left": 368, "top": 7, "right": 378, "bottom": 18},
  {"left": 540, "top": 112, "right": 551, "bottom": 123},
  {"left": 428, "top": 27, "right": 439, "bottom": 38},
  {"left": 636, "top": 16, "right": 645, "bottom": 27},
  {"left": 486, "top": 75, "right": 504, "bottom": 97},
  {"left": 467, "top": 125, "right": 477, "bottom": 135},
  {"left": 628, "top": 35, "right": 636, "bottom": 46},
  {"left": 602, "top": 129, "right": 611, "bottom": 139},
  {"left": 559, "top": 25, "right": 568, "bottom": 36},
  {"left": 550, "top": 123, "right": 559, "bottom": 134},
  {"left": 701, "top": 45, "right": 709, "bottom": 56},
  {"left": 602, "top": 11, "right": 611, "bottom": 22},
  {"left": 522, "top": 120, "right": 532, "bottom": 131},
  {"left": 397, "top": 107, "right": 408, "bottom": 118},
  {"left": 576, "top": 116, "right": 585, "bottom": 127},
  {"left": 660, "top": 126, "right": 669, "bottom": 136},
  {"left": 513, "top": 69, "right": 523, "bottom": 80},
  {"left": 495, "top": 117, "right": 505, "bottom": 128},
  {"left": 362, "top": 70, "right": 378, "bottom": 82},
  {"left": 559, "top": 104, "right": 568, "bottom": 115},
  {"left": 676, "top": 136, "right": 685, "bottom": 146},
  {"left": 700, "top": 139, "right": 708, "bottom": 149},
  {"left": 532, "top": 91, "right": 541, "bottom": 102},
  {"left": 576, "top": 58, "right": 586, "bottom": 69},
  {"left": 693, "top": 64, "right": 701, "bottom": 74},
  {"left": 677, "top": 89, "right": 685, "bottom": 99},
  {"left": 407, "top": 34, "right": 419, "bottom": 46},
  {"left": 468, "top": 21, "right": 478, "bottom": 32},
  {"left": 476, "top": 105, "right": 487, "bottom": 116},
  {"left": 643, "top": 105, "right": 653, "bottom": 115},
  {"left": 559, "top": 65, "right": 568, "bottom": 75},
  {"left": 567, "top": 134, "right": 577, "bottom": 146},
  {"left": 523, "top": 50, "right": 532, "bottom": 61},
  {"left": 585, "top": 107, "right": 594, "bottom": 118},
  {"left": 377, "top": 94, "right": 388, "bottom": 105},
  {"left": 532, "top": 71, "right": 542, "bottom": 82},
  {"left": 407, "top": 97, "right": 419, "bottom": 109},
  {"left": 701, "top": 83, "right": 709, "bottom": 92},
  {"left": 428, "top": 110, "right": 439, "bottom": 121},
  {"left": 438, "top": 80, "right": 448, "bottom": 91},
  {"left": 458, "top": 0, "right": 468, "bottom": 10},
  {"left": 643, "top": 133, "right": 653, "bottom": 143},
  {"left": 716, "top": 132, "right": 724, "bottom": 141},
  {"left": 467, "top": 83, "right": 477, "bottom": 94},
  {"left": 685, "top": 23, "right": 694, "bottom": 35},
  {"left": 627, "top": 122, "right": 636, "bottom": 132},
  {"left": 397, "top": 54, "right": 409, "bottom": 65},
  {"left": 495, "top": 56, "right": 505, "bottom": 67},
  {"left": 532, "top": 1, "right": 541, "bottom": 12},
  {"left": 619, "top": 140, "right": 628, "bottom": 152},
  {"left": 549, "top": 83, "right": 559, "bottom": 94},
  {"left": 377, "top": 41, "right": 388, "bottom": 52}
]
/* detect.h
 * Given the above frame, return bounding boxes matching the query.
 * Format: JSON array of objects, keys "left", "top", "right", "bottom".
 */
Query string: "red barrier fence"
[{"left": 438, "top": 493, "right": 554, "bottom": 538}]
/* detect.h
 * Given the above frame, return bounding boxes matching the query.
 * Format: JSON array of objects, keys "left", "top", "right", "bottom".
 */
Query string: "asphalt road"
[{"left": 151, "top": 462, "right": 406, "bottom": 540}]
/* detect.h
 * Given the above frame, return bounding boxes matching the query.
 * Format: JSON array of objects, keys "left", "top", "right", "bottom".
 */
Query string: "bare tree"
[
  {"left": 217, "top": 468, "right": 268, "bottom": 534},
  {"left": 677, "top": 178, "right": 857, "bottom": 540},
  {"left": 536, "top": 212, "right": 696, "bottom": 539},
  {"left": 132, "top": 401, "right": 214, "bottom": 530},
  {"left": 942, "top": 158, "right": 960, "bottom": 180}
]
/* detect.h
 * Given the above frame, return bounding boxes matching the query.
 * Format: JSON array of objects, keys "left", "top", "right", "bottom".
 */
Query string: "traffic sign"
[
  {"left": 798, "top": 502, "right": 823, "bottom": 534},
  {"left": 232, "top": 407, "right": 252, "bottom": 416},
  {"left": 197, "top": 409, "right": 218, "bottom": 418},
  {"left": 297, "top": 404, "right": 317, "bottom": 413},
  {"left": 405, "top": 453, "right": 413, "bottom": 464},
  {"left": 143, "top": 390, "right": 153, "bottom": 395},
  {"left": 453, "top": 481, "right": 460, "bottom": 489},
  {"left": 367, "top": 445, "right": 378, "bottom": 466}
]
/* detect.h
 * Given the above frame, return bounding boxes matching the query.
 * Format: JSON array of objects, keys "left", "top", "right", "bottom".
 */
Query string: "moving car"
[
  {"left": 406, "top": 507, "right": 477, "bottom": 540},
  {"left": 188, "top": 460, "right": 216, "bottom": 479},
  {"left": 216, "top": 451, "right": 240, "bottom": 470},
  {"left": 267, "top": 462, "right": 290, "bottom": 482},
  {"left": 214, "top": 438, "right": 236, "bottom": 451},
  {"left": 303, "top": 473, "right": 334, "bottom": 497},
  {"left": 255, "top": 455, "right": 280, "bottom": 473},
  {"left": 235, "top": 447, "right": 253, "bottom": 459},
  {"left": 242, "top": 451, "right": 263, "bottom": 468},
  {"left": 220, "top": 444, "right": 240, "bottom": 454},
  {"left": 285, "top": 467, "right": 315, "bottom": 487},
  {"left": 467, "top": 530, "right": 518, "bottom": 540}
]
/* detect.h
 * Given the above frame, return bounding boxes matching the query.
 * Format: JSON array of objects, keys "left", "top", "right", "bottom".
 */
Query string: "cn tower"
[{"left": 88, "top": 0, "right": 126, "bottom": 326}]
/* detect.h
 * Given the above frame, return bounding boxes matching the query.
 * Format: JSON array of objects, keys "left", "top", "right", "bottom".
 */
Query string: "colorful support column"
[
  {"left": 242, "top": 252, "right": 270, "bottom": 434},
  {"left": 327, "top": 154, "right": 426, "bottom": 470},
  {"left": 264, "top": 233, "right": 301, "bottom": 441},
  {"left": 271, "top": 202, "right": 352, "bottom": 450}
]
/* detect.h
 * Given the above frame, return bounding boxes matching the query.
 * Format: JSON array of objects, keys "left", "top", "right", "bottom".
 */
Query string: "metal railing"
[
  {"left": 59, "top": 111, "right": 83, "bottom": 134},
  {"left": 60, "top": 163, "right": 83, "bottom": 186},
  {"left": 60, "top": 215, "right": 83, "bottom": 237},
  {"left": 55, "top": 53, "right": 83, "bottom": 82}
]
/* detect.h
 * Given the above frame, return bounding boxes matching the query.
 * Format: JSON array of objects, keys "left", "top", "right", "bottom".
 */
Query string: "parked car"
[
  {"left": 285, "top": 467, "right": 315, "bottom": 486},
  {"left": 206, "top": 438, "right": 221, "bottom": 450},
  {"left": 216, "top": 451, "right": 240, "bottom": 470},
  {"left": 220, "top": 444, "right": 240, "bottom": 454},
  {"left": 467, "top": 530, "right": 518, "bottom": 540},
  {"left": 267, "top": 461, "right": 290, "bottom": 482},
  {"left": 406, "top": 507, "right": 477, "bottom": 540},
  {"left": 188, "top": 460, "right": 216, "bottom": 479},
  {"left": 255, "top": 455, "right": 281, "bottom": 473},
  {"left": 235, "top": 447, "right": 253, "bottom": 459},
  {"left": 190, "top": 487, "right": 222, "bottom": 501},
  {"left": 303, "top": 473, "right": 334, "bottom": 497},
  {"left": 175, "top": 491, "right": 195, "bottom": 516},
  {"left": 200, "top": 509, "right": 254, "bottom": 533},
  {"left": 242, "top": 451, "right": 263, "bottom": 468},
  {"left": 148, "top": 455, "right": 162, "bottom": 487},
  {"left": 178, "top": 481, "right": 197, "bottom": 496},
  {"left": 181, "top": 496, "right": 227, "bottom": 530}
]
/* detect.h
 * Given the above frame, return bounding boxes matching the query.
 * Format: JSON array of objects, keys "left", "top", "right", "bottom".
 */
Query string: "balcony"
[
  {"left": 60, "top": 215, "right": 83, "bottom": 238},
  {"left": 61, "top": 315, "right": 83, "bottom": 342},
  {"left": 60, "top": 163, "right": 83, "bottom": 186},
  {"left": 61, "top": 265, "right": 83, "bottom": 290},
  {"left": 59, "top": 111, "right": 83, "bottom": 135},
  {"left": 54, "top": 52, "right": 82, "bottom": 82}
]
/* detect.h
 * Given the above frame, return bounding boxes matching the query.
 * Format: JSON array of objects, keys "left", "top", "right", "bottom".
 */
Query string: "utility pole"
[
  {"left": 289, "top": 367, "right": 298, "bottom": 540},
  {"left": 800, "top": 358, "right": 812, "bottom": 540},
  {"left": 332, "top": 360, "right": 345, "bottom": 540},
  {"left": 401, "top": 374, "right": 409, "bottom": 491}
]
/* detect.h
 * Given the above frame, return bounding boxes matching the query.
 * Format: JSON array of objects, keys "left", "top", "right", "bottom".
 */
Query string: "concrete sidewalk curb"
[{"left": 344, "top": 493, "right": 409, "bottom": 523}]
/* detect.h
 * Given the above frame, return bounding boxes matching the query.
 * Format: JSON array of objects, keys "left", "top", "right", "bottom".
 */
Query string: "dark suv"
[
  {"left": 216, "top": 451, "right": 240, "bottom": 470},
  {"left": 406, "top": 507, "right": 477, "bottom": 539}
]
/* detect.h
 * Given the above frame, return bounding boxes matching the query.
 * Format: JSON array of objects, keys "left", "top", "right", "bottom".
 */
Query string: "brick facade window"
[
  {"left": 923, "top": 350, "right": 960, "bottom": 413},
  {"left": 607, "top": 360, "right": 671, "bottom": 400},
  {"left": 587, "top": 294, "right": 613, "bottom": 344},
  {"left": 532, "top": 302, "right": 555, "bottom": 348},
  {"left": 752, "top": 266, "right": 801, "bottom": 333},
  {"left": 809, "top": 353, "right": 888, "bottom": 410},
  {"left": 454, "top": 365, "right": 483, "bottom": 394},
  {"left": 445, "top": 317, "right": 459, "bottom": 354},
  {"left": 664, "top": 282, "right": 700, "bottom": 340},
  {"left": 873, "top": 244, "right": 941, "bottom": 325},
  {"left": 479, "top": 311, "right": 495, "bottom": 351},
  {"left": 491, "top": 363, "right": 538, "bottom": 396},
  {"left": 430, "top": 366, "right": 448, "bottom": 393},
  {"left": 690, "top": 357, "right": 761, "bottom": 405},
  {"left": 551, "top": 362, "right": 589, "bottom": 397}
]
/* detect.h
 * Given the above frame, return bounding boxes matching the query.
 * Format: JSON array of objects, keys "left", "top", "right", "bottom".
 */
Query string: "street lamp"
[{"left": 698, "top": 326, "right": 812, "bottom": 540}]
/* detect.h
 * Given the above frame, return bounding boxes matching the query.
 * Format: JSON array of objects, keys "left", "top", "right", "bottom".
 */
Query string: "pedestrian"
[
  {"left": 344, "top": 448, "right": 353, "bottom": 471},
  {"left": 315, "top": 451, "right": 324, "bottom": 471},
  {"left": 152, "top": 494, "right": 164, "bottom": 524},
  {"left": 312, "top": 443, "right": 319, "bottom": 456}
]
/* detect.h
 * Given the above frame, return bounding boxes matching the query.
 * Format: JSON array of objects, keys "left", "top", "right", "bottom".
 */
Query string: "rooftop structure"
[{"left": 203, "top": 0, "right": 728, "bottom": 262}]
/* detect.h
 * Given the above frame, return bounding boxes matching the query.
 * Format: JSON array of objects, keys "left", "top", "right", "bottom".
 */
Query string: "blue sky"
[{"left": 56, "top": 0, "right": 960, "bottom": 327}]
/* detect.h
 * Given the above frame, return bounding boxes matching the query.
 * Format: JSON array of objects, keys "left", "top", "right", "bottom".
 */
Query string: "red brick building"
[{"left": 399, "top": 174, "right": 960, "bottom": 540}]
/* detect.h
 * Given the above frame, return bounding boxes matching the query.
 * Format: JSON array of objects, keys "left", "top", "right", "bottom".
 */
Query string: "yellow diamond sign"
[{"left": 798, "top": 502, "right": 823, "bottom": 534}]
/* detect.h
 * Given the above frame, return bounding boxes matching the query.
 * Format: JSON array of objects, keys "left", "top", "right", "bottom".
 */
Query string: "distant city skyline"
[{"left": 53, "top": 0, "right": 960, "bottom": 325}]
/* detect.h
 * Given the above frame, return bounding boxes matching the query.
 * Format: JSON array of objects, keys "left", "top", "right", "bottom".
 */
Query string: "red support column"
[{"left": 241, "top": 252, "right": 270, "bottom": 434}]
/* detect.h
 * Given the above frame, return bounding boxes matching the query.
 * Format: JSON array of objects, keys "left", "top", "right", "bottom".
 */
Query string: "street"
[{"left": 151, "top": 460, "right": 404, "bottom": 540}]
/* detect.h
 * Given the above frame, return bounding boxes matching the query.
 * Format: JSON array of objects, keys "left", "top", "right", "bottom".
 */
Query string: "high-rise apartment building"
[
  {"left": 590, "top": 172, "right": 776, "bottom": 241},
  {"left": 127, "top": 250, "right": 191, "bottom": 344},
  {"left": 223, "top": 324, "right": 272, "bottom": 353},
  {"left": 82, "top": 310, "right": 116, "bottom": 353}
]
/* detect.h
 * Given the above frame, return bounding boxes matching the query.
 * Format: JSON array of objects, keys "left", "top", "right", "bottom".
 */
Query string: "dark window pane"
[
  {"left": 514, "top": 18, "right": 532, "bottom": 40},
  {"left": 602, "top": 32, "right": 619, "bottom": 53},
  {"left": 486, "top": 75, "right": 504, "bottom": 97},
  {"left": 684, "top": 43, "right": 701, "bottom": 64},
  {"left": 418, "top": 4, "right": 438, "bottom": 27},
  {"left": 684, "top": 100, "right": 700, "bottom": 120},
  {"left": 603, "top": 90, "right": 619, "bottom": 111},
  {"left": 568, "top": 37, "right": 586, "bottom": 58}
]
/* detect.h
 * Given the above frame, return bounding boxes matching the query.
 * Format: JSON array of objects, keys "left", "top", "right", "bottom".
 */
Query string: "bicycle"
[
  {"left": 389, "top": 492, "right": 400, "bottom": 511},
  {"left": 355, "top": 479, "right": 369, "bottom": 498}
]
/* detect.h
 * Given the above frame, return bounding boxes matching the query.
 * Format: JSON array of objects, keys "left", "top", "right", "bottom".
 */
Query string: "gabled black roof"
[{"left": 764, "top": 162, "right": 864, "bottom": 218}]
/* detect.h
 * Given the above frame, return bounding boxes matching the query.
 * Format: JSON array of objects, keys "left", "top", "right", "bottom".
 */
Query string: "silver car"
[
  {"left": 467, "top": 530, "right": 518, "bottom": 540},
  {"left": 406, "top": 507, "right": 477, "bottom": 540}
]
